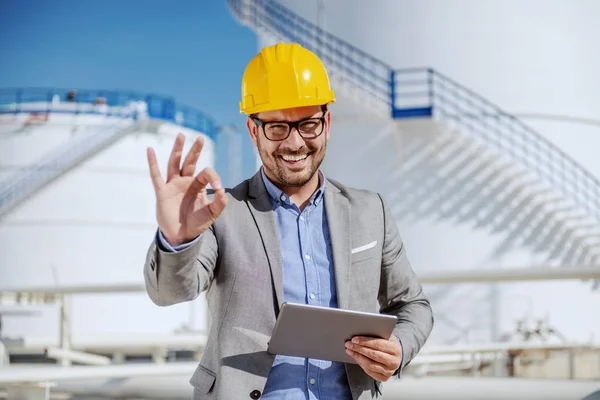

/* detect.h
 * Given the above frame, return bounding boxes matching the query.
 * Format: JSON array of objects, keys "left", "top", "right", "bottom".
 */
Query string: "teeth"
[{"left": 282, "top": 154, "right": 307, "bottom": 162}]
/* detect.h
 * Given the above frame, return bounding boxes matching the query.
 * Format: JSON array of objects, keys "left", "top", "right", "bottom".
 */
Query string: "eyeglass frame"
[{"left": 250, "top": 105, "right": 329, "bottom": 142}]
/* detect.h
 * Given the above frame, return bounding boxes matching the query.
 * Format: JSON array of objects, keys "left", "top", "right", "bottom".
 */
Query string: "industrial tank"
[
  {"left": 0, "top": 90, "right": 215, "bottom": 339},
  {"left": 254, "top": 0, "right": 600, "bottom": 344}
]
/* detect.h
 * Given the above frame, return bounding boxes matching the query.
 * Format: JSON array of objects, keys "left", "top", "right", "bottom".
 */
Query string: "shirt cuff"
[
  {"left": 156, "top": 228, "right": 201, "bottom": 252},
  {"left": 394, "top": 335, "right": 404, "bottom": 377}
]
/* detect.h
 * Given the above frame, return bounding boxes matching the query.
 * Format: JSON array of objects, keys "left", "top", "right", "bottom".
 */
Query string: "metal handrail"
[
  {"left": 228, "top": 0, "right": 600, "bottom": 223},
  {"left": 0, "top": 87, "right": 217, "bottom": 139},
  {"left": 427, "top": 70, "right": 600, "bottom": 221}
]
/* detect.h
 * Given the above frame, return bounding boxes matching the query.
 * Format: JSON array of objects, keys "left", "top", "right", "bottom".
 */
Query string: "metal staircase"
[
  {"left": 228, "top": 0, "right": 600, "bottom": 275},
  {"left": 0, "top": 119, "right": 139, "bottom": 218},
  {"left": 0, "top": 88, "right": 217, "bottom": 219}
]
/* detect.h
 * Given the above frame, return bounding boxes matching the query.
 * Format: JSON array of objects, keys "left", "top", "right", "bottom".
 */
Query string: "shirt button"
[
  {"left": 309, "top": 293, "right": 316, "bottom": 299},
  {"left": 309, "top": 378, "right": 316, "bottom": 385},
  {"left": 280, "top": 195, "right": 286, "bottom": 202},
  {"left": 250, "top": 389, "right": 262, "bottom": 399},
  {"left": 305, "top": 254, "right": 311, "bottom": 260},
  {"left": 299, "top": 216, "right": 305, "bottom": 221}
]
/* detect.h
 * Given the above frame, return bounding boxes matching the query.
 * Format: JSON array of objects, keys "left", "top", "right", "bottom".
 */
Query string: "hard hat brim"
[{"left": 240, "top": 91, "right": 335, "bottom": 115}]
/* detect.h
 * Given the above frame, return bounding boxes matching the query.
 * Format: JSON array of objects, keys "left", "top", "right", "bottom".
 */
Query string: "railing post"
[
  {"left": 15, "top": 89, "right": 22, "bottom": 115},
  {"left": 427, "top": 68, "right": 434, "bottom": 116},
  {"left": 47, "top": 90, "right": 53, "bottom": 114},
  {"left": 162, "top": 98, "right": 175, "bottom": 122},
  {"left": 145, "top": 95, "right": 153, "bottom": 119},
  {"left": 389, "top": 69, "right": 396, "bottom": 119}
]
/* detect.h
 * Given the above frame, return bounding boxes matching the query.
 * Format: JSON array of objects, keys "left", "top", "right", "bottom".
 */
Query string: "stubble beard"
[{"left": 258, "top": 141, "right": 327, "bottom": 188}]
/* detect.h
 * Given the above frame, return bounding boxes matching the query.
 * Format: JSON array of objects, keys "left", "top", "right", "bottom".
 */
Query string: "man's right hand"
[{"left": 147, "top": 133, "right": 228, "bottom": 247}]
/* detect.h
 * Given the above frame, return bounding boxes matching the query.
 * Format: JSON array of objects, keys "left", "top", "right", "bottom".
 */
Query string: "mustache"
[{"left": 275, "top": 147, "right": 313, "bottom": 156}]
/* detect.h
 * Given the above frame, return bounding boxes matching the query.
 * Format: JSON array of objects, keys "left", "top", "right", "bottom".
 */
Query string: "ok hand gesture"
[{"left": 147, "top": 133, "right": 227, "bottom": 246}]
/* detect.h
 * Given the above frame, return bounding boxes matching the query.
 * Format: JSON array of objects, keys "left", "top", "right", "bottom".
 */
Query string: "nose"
[{"left": 282, "top": 126, "right": 305, "bottom": 149}]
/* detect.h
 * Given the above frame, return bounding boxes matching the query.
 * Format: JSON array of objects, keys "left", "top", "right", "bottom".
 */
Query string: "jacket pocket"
[
  {"left": 189, "top": 364, "right": 216, "bottom": 395},
  {"left": 351, "top": 241, "right": 378, "bottom": 264}
]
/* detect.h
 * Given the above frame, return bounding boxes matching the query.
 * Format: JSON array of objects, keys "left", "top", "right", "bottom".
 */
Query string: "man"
[{"left": 144, "top": 43, "right": 433, "bottom": 399}]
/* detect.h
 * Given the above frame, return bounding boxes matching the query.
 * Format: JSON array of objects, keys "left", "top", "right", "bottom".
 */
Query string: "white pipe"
[
  {"left": 0, "top": 283, "right": 145, "bottom": 295},
  {"left": 0, "top": 362, "right": 199, "bottom": 384},
  {"left": 1, "top": 266, "right": 598, "bottom": 296},
  {"left": 58, "top": 294, "right": 71, "bottom": 367},
  {"left": 416, "top": 361, "right": 475, "bottom": 374},
  {"left": 5, "top": 333, "right": 207, "bottom": 354},
  {"left": 7, "top": 334, "right": 595, "bottom": 357},
  {"left": 0, "top": 340, "right": 7, "bottom": 366},
  {"left": 45, "top": 348, "right": 111, "bottom": 366},
  {"left": 419, "top": 266, "right": 600, "bottom": 284},
  {"left": 419, "top": 341, "right": 600, "bottom": 355}
]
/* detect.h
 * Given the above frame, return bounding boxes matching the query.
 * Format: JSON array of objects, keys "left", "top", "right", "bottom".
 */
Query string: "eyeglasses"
[{"left": 251, "top": 113, "right": 326, "bottom": 141}]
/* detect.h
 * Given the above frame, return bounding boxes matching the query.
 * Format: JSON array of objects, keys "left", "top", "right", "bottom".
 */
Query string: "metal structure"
[
  {"left": 0, "top": 88, "right": 218, "bottom": 220},
  {"left": 227, "top": 0, "right": 600, "bottom": 274},
  {"left": 2, "top": 1, "right": 600, "bottom": 399},
  {"left": 0, "top": 88, "right": 216, "bottom": 138},
  {"left": 1, "top": 278, "right": 599, "bottom": 399},
  {"left": 0, "top": 88, "right": 218, "bottom": 398}
]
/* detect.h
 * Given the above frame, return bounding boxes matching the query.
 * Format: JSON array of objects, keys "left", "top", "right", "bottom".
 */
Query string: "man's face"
[{"left": 247, "top": 105, "right": 330, "bottom": 187}]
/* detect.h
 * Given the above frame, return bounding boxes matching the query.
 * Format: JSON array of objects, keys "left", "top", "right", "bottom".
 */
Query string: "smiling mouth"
[{"left": 280, "top": 154, "right": 308, "bottom": 163}]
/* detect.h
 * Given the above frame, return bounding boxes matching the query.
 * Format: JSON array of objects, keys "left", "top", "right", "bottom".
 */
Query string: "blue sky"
[{"left": 0, "top": 0, "right": 258, "bottom": 184}]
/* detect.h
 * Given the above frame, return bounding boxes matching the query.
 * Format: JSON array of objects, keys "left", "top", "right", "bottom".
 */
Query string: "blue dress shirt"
[{"left": 258, "top": 169, "right": 351, "bottom": 400}]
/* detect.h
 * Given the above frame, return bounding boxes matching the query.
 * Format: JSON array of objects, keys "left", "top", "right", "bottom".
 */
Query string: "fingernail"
[
  {"left": 352, "top": 337, "right": 359, "bottom": 344},
  {"left": 345, "top": 342, "right": 351, "bottom": 349},
  {"left": 211, "top": 180, "right": 222, "bottom": 189}
]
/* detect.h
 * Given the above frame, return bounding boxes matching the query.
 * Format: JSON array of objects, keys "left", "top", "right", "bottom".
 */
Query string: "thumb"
[{"left": 208, "top": 188, "right": 228, "bottom": 219}]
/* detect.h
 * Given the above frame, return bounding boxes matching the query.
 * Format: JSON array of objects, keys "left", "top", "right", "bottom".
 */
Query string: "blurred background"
[{"left": 1, "top": 0, "right": 600, "bottom": 399}]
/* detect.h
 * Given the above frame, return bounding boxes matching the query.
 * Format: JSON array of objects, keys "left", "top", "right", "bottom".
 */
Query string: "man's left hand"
[{"left": 345, "top": 334, "right": 402, "bottom": 382}]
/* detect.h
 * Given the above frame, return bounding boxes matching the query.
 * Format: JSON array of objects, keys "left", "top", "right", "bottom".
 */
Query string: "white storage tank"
[
  {"left": 251, "top": 0, "right": 600, "bottom": 344},
  {"left": 0, "top": 89, "right": 216, "bottom": 339}
]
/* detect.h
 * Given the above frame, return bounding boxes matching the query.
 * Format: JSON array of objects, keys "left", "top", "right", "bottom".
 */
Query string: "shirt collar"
[{"left": 260, "top": 167, "right": 326, "bottom": 206}]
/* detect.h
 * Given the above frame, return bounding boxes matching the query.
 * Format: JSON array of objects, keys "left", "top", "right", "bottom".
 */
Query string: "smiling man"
[{"left": 143, "top": 43, "right": 434, "bottom": 400}]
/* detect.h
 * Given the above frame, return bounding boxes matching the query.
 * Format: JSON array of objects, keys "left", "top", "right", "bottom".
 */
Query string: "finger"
[
  {"left": 191, "top": 167, "right": 222, "bottom": 192},
  {"left": 346, "top": 342, "right": 398, "bottom": 367},
  {"left": 347, "top": 348, "right": 390, "bottom": 381},
  {"left": 208, "top": 188, "right": 228, "bottom": 219},
  {"left": 167, "top": 133, "right": 185, "bottom": 181},
  {"left": 351, "top": 336, "right": 399, "bottom": 356},
  {"left": 181, "top": 135, "right": 204, "bottom": 177},
  {"left": 146, "top": 147, "right": 164, "bottom": 193}
]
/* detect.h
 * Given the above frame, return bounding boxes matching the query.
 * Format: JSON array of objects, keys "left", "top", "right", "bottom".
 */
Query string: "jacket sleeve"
[
  {"left": 377, "top": 193, "right": 434, "bottom": 375},
  {"left": 143, "top": 225, "right": 218, "bottom": 307}
]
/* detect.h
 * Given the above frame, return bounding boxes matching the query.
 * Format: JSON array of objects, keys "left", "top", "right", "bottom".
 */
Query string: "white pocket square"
[{"left": 351, "top": 241, "right": 377, "bottom": 254}]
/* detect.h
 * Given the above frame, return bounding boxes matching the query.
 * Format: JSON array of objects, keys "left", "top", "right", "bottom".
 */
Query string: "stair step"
[
  {"left": 238, "top": 0, "right": 600, "bottom": 283},
  {"left": 392, "top": 107, "right": 433, "bottom": 119}
]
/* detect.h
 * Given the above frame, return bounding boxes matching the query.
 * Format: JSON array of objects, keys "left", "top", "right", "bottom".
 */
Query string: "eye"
[{"left": 299, "top": 120, "right": 321, "bottom": 133}]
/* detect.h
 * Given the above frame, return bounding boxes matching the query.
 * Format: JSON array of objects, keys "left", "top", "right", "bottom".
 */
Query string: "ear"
[
  {"left": 324, "top": 110, "right": 331, "bottom": 142},
  {"left": 246, "top": 117, "right": 258, "bottom": 147}
]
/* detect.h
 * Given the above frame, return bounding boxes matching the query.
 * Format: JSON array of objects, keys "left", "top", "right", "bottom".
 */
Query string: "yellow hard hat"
[{"left": 239, "top": 43, "right": 335, "bottom": 115}]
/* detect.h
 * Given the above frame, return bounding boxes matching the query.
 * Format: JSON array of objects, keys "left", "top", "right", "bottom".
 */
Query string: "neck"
[{"left": 265, "top": 169, "right": 321, "bottom": 210}]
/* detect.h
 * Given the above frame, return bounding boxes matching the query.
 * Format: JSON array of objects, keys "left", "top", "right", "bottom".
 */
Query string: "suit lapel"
[
  {"left": 247, "top": 171, "right": 284, "bottom": 314},
  {"left": 324, "top": 181, "right": 351, "bottom": 310}
]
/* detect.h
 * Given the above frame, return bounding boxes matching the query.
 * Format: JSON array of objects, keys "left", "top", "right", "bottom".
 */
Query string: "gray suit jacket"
[{"left": 143, "top": 170, "right": 433, "bottom": 400}]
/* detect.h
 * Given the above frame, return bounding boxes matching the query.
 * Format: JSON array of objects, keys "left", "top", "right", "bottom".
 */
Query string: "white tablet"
[{"left": 267, "top": 302, "right": 397, "bottom": 364}]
